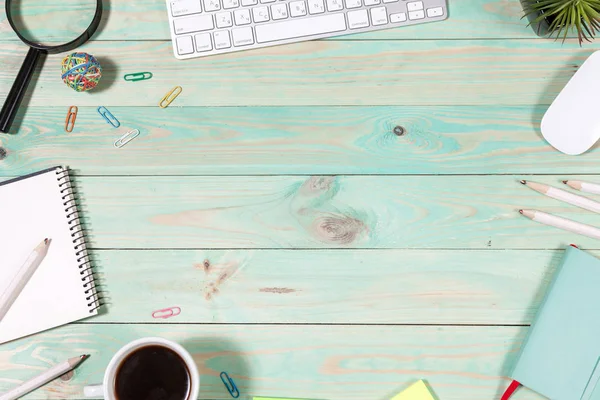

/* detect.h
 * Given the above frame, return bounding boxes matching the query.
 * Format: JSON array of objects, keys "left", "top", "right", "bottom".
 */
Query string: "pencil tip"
[
  {"left": 519, "top": 180, "right": 526, "bottom": 185},
  {"left": 81, "top": 354, "right": 90, "bottom": 361},
  {"left": 519, "top": 209, "right": 524, "bottom": 214},
  {"left": 44, "top": 238, "right": 49, "bottom": 244}
]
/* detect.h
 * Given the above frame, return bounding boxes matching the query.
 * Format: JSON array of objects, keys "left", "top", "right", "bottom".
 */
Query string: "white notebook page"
[{"left": 0, "top": 167, "right": 96, "bottom": 344}]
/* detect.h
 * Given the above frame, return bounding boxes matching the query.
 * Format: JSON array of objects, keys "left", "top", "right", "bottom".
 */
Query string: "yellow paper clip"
[
  {"left": 159, "top": 86, "right": 182, "bottom": 108},
  {"left": 114, "top": 129, "right": 140, "bottom": 148},
  {"left": 65, "top": 106, "right": 78, "bottom": 132}
]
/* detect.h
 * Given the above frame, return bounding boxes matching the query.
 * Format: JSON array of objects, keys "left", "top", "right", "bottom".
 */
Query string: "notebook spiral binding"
[{"left": 55, "top": 167, "right": 104, "bottom": 313}]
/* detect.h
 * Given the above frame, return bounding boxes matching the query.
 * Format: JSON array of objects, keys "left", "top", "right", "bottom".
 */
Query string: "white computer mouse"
[{"left": 541, "top": 50, "right": 600, "bottom": 155}]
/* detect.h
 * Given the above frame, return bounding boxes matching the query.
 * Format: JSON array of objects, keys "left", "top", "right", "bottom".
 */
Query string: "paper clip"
[
  {"left": 114, "top": 129, "right": 140, "bottom": 148},
  {"left": 220, "top": 372, "right": 239, "bottom": 398},
  {"left": 151, "top": 306, "right": 181, "bottom": 319},
  {"left": 159, "top": 86, "right": 182, "bottom": 108},
  {"left": 65, "top": 106, "right": 78, "bottom": 132},
  {"left": 97, "top": 106, "right": 120, "bottom": 128},
  {"left": 124, "top": 72, "right": 153, "bottom": 82}
]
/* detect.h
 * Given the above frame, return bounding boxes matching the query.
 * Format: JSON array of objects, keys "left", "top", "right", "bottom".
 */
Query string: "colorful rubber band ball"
[{"left": 61, "top": 52, "right": 102, "bottom": 92}]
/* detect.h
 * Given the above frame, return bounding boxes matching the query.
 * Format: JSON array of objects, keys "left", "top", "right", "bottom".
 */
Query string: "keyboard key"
[
  {"left": 370, "top": 6, "right": 387, "bottom": 25},
  {"left": 364, "top": 0, "right": 380, "bottom": 5},
  {"left": 170, "top": 0, "right": 202, "bottom": 16},
  {"left": 241, "top": 0, "right": 258, "bottom": 5},
  {"left": 390, "top": 12, "right": 406, "bottom": 22},
  {"left": 260, "top": 0, "right": 277, "bottom": 3},
  {"left": 204, "top": 0, "right": 221, "bottom": 11},
  {"left": 234, "top": 8, "right": 252, "bottom": 24},
  {"left": 308, "top": 0, "right": 325, "bottom": 14},
  {"left": 233, "top": 26, "right": 255, "bottom": 45},
  {"left": 326, "top": 0, "right": 343, "bottom": 11},
  {"left": 427, "top": 6, "right": 443, "bottom": 17},
  {"left": 271, "top": 3, "right": 289, "bottom": 19},
  {"left": 195, "top": 33, "right": 213, "bottom": 51},
  {"left": 382, "top": 0, "right": 397, "bottom": 3},
  {"left": 253, "top": 6, "right": 270, "bottom": 21},
  {"left": 345, "top": 0, "right": 361, "bottom": 8},
  {"left": 289, "top": 0, "right": 307, "bottom": 16},
  {"left": 347, "top": 9, "right": 369, "bottom": 28},
  {"left": 223, "top": 0, "right": 239, "bottom": 8},
  {"left": 216, "top": 11, "right": 233, "bottom": 27},
  {"left": 174, "top": 14, "right": 214, "bottom": 34},
  {"left": 214, "top": 30, "right": 231, "bottom": 48},
  {"left": 408, "top": 9, "right": 424, "bottom": 19},
  {"left": 176, "top": 36, "right": 194, "bottom": 55},
  {"left": 255, "top": 12, "right": 346, "bottom": 42},
  {"left": 406, "top": 1, "right": 423, "bottom": 10}
]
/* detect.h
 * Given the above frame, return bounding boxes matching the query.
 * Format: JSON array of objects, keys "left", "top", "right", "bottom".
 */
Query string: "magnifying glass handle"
[{"left": 0, "top": 47, "right": 42, "bottom": 133}]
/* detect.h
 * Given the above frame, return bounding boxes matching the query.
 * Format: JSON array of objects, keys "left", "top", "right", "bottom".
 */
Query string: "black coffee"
[{"left": 115, "top": 345, "right": 191, "bottom": 400}]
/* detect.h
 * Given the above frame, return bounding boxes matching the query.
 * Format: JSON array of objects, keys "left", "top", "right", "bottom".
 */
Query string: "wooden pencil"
[
  {"left": 563, "top": 180, "right": 600, "bottom": 196},
  {"left": 0, "top": 239, "right": 51, "bottom": 322},
  {"left": 520, "top": 180, "right": 600, "bottom": 214},
  {"left": 0, "top": 355, "right": 88, "bottom": 400},
  {"left": 519, "top": 209, "right": 600, "bottom": 240}
]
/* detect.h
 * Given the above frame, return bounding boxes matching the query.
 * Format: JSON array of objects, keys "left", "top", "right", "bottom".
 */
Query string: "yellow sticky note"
[{"left": 391, "top": 380, "right": 436, "bottom": 400}]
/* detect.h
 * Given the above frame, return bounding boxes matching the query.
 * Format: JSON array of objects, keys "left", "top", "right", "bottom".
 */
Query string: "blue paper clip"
[
  {"left": 97, "top": 106, "right": 120, "bottom": 128},
  {"left": 220, "top": 372, "right": 239, "bottom": 398}
]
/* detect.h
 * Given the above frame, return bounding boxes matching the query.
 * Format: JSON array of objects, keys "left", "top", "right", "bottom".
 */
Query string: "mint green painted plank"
[
  {"left": 6, "top": 105, "right": 599, "bottom": 176},
  {"left": 0, "top": 40, "right": 590, "bottom": 107},
  {"left": 88, "top": 249, "right": 563, "bottom": 324},
  {"left": 44, "top": 175, "right": 600, "bottom": 249},
  {"left": 0, "top": 0, "right": 538, "bottom": 41},
  {"left": 0, "top": 324, "right": 544, "bottom": 400}
]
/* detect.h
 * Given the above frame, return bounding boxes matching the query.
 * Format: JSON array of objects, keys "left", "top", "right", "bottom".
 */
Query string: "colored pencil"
[
  {"left": 563, "top": 180, "right": 600, "bottom": 196},
  {"left": 0, "top": 239, "right": 51, "bottom": 322},
  {"left": 0, "top": 355, "right": 88, "bottom": 400},
  {"left": 519, "top": 210, "right": 600, "bottom": 240},
  {"left": 520, "top": 180, "right": 600, "bottom": 214}
]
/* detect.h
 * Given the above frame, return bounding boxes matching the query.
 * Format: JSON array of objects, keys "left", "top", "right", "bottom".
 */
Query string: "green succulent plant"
[{"left": 522, "top": 0, "right": 600, "bottom": 44}]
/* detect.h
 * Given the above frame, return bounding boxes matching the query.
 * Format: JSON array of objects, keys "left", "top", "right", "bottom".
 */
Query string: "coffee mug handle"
[{"left": 83, "top": 384, "right": 104, "bottom": 398}]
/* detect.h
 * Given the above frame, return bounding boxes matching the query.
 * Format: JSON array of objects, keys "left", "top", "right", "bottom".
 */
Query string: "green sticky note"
[
  {"left": 254, "top": 397, "right": 315, "bottom": 400},
  {"left": 253, "top": 398, "right": 309, "bottom": 400}
]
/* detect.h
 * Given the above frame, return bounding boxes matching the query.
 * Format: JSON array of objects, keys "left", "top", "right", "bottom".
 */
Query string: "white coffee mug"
[{"left": 83, "top": 337, "right": 200, "bottom": 400}]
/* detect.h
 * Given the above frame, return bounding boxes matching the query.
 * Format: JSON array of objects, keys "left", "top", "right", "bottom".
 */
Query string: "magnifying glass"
[{"left": 0, "top": 0, "right": 103, "bottom": 133}]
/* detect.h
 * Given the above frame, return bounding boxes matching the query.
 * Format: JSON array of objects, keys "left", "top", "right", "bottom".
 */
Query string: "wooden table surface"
[{"left": 1, "top": 0, "right": 599, "bottom": 398}]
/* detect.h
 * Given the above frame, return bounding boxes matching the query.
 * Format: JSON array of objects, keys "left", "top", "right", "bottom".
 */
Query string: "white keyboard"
[{"left": 166, "top": 0, "right": 447, "bottom": 59}]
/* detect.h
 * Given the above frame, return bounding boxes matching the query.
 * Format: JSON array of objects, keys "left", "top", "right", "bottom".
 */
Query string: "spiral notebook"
[{"left": 0, "top": 166, "right": 100, "bottom": 344}]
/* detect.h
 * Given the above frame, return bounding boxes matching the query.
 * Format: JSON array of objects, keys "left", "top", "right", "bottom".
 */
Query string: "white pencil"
[
  {"left": 0, "top": 355, "right": 88, "bottom": 400},
  {"left": 519, "top": 209, "right": 600, "bottom": 240},
  {"left": 0, "top": 238, "right": 51, "bottom": 322},
  {"left": 564, "top": 180, "right": 600, "bottom": 196},
  {"left": 520, "top": 180, "right": 600, "bottom": 214}
]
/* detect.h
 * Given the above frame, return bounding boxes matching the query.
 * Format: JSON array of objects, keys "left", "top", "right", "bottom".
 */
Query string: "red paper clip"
[
  {"left": 501, "top": 380, "right": 521, "bottom": 400},
  {"left": 152, "top": 307, "right": 181, "bottom": 319},
  {"left": 65, "top": 106, "right": 78, "bottom": 132}
]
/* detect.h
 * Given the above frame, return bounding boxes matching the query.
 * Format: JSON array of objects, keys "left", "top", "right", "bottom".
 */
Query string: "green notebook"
[{"left": 510, "top": 246, "right": 600, "bottom": 400}]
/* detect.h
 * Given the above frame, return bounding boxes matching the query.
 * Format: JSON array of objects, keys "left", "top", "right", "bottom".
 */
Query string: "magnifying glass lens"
[{"left": 8, "top": 0, "right": 97, "bottom": 47}]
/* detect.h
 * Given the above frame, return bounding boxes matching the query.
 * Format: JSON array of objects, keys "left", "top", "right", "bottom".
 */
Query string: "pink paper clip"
[{"left": 152, "top": 307, "right": 181, "bottom": 319}]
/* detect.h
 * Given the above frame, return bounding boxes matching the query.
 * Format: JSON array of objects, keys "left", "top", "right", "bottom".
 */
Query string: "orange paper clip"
[
  {"left": 159, "top": 86, "right": 182, "bottom": 108},
  {"left": 65, "top": 106, "right": 78, "bottom": 132},
  {"left": 152, "top": 306, "right": 181, "bottom": 319}
]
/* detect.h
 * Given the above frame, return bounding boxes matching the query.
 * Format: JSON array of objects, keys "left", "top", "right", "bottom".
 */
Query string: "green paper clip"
[{"left": 124, "top": 72, "right": 153, "bottom": 82}]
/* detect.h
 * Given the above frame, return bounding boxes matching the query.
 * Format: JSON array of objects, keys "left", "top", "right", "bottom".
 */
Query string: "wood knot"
[
  {"left": 59, "top": 370, "right": 74, "bottom": 381},
  {"left": 0, "top": 147, "right": 7, "bottom": 160},
  {"left": 313, "top": 214, "right": 366, "bottom": 245},
  {"left": 300, "top": 176, "right": 337, "bottom": 195},
  {"left": 260, "top": 287, "right": 296, "bottom": 294},
  {"left": 393, "top": 126, "right": 406, "bottom": 136}
]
